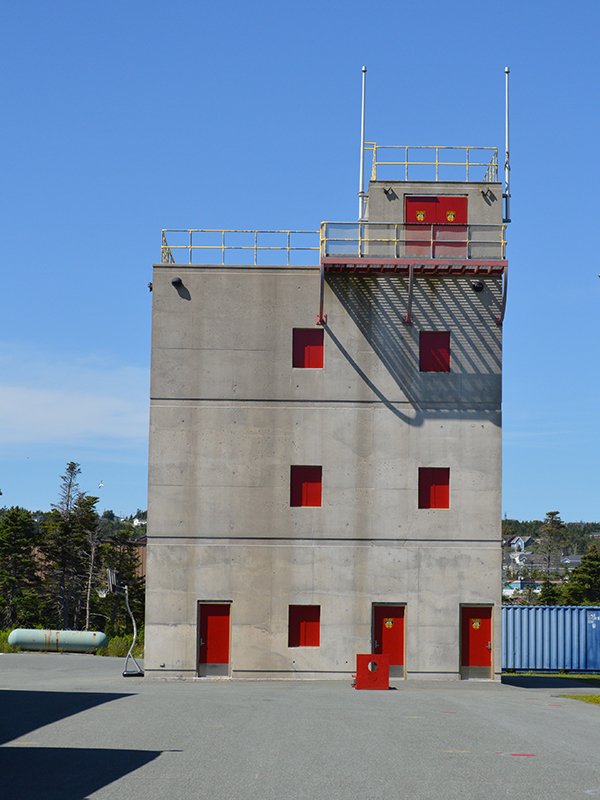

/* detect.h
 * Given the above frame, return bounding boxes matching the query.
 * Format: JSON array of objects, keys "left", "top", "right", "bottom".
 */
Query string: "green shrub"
[
  {"left": 0, "top": 629, "right": 20, "bottom": 653},
  {"left": 97, "top": 627, "right": 144, "bottom": 659}
]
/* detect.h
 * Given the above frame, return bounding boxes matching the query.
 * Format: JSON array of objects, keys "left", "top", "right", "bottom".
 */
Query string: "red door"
[
  {"left": 198, "top": 603, "right": 230, "bottom": 669},
  {"left": 405, "top": 196, "right": 467, "bottom": 258},
  {"left": 405, "top": 197, "right": 438, "bottom": 258},
  {"left": 373, "top": 605, "right": 405, "bottom": 666},
  {"left": 461, "top": 606, "right": 492, "bottom": 667},
  {"left": 433, "top": 196, "right": 467, "bottom": 258}
]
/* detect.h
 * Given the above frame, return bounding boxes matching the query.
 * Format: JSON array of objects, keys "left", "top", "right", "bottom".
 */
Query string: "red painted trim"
[{"left": 322, "top": 256, "right": 507, "bottom": 270}]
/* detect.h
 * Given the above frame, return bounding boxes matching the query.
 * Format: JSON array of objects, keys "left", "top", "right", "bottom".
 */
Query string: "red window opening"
[
  {"left": 288, "top": 605, "right": 320, "bottom": 647},
  {"left": 293, "top": 328, "right": 324, "bottom": 368},
  {"left": 290, "top": 465, "right": 322, "bottom": 507},
  {"left": 420, "top": 331, "right": 450, "bottom": 372},
  {"left": 419, "top": 467, "right": 450, "bottom": 509}
]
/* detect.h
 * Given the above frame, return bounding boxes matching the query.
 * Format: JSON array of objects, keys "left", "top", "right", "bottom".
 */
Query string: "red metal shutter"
[
  {"left": 435, "top": 196, "right": 468, "bottom": 224},
  {"left": 292, "top": 329, "right": 324, "bottom": 368},
  {"left": 405, "top": 196, "right": 439, "bottom": 224},
  {"left": 418, "top": 468, "right": 450, "bottom": 509},
  {"left": 419, "top": 331, "right": 450, "bottom": 372},
  {"left": 405, "top": 196, "right": 468, "bottom": 258},
  {"left": 290, "top": 466, "right": 322, "bottom": 507},
  {"left": 288, "top": 605, "right": 320, "bottom": 647},
  {"left": 434, "top": 196, "right": 467, "bottom": 257}
]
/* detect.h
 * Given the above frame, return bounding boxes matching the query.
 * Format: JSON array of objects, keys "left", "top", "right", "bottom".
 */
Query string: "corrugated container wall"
[{"left": 502, "top": 606, "right": 600, "bottom": 671}]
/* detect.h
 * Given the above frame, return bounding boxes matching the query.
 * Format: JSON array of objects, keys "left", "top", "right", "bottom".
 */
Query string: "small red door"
[
  {"left": 198, "top": 603, "right": 230, "bottom": 671},
  {"left": 373, "top": 605, "right": 405, "bottom": 667},
  {"left": 405, "top": 196, "right": 467, "bottom": 258},
  {"left": 405, "top": 197, "right": 438, "bottom": 258},
  {"left": 461, "top": 606, "right": 492, "bottom": 668}
]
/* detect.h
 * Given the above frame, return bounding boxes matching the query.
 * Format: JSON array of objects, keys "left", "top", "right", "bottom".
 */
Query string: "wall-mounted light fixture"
[
  {"left": 171, "top": 276, "right": 183, "bottom": 287},
  {"left": 470, "top": 280, "right": 484, "bottom": 293}
]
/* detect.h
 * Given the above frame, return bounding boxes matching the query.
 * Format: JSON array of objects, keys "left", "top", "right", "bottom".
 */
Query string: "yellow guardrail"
[
  {"left": 366, "top": 143, "right": 499, "bottom": 183},
  {"left": 160, "top": 222, "right": 506, "bottom": 265},
  {"left": 320, "top": 221, "right": 507, "bottom": 260},
  {"left": 161, "top": 229, "right": 320, "bottom": 265}
]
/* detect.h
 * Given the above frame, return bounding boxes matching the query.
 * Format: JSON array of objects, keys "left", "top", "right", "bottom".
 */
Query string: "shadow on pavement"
[
  {"left": 0, "top": 747, "right": 162, "bottom": 800},
  {"left": 0, "top": 690, "right": 162, "bottom": 799},
  {"left": 0, "top": 690, "right": 133, "bottom": 744},
  {"left": 502, "top": 675, "right": 600, "bottom": 689}
]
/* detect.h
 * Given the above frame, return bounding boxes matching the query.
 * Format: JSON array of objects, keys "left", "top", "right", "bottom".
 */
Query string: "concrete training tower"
[{"left": 145, "top": 69, "right": 510, "bottom": 680}]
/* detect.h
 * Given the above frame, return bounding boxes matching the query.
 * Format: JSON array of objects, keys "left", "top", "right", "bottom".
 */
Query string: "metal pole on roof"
[
  {"left": 503, "top": 66, "right": 511, "bottom": 223},
  {"left": 358, "top": 65, "right": 367, "bottom": 221}
]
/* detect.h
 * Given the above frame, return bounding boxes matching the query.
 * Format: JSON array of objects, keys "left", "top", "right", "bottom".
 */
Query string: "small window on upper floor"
[
  {"left": 288, "top": 605, "right": 320, "bottom": 647},
  {"left": 293, "top": 328, "right": 324, "bottom": 368},
  {"left": 418, "top": 467, "right": 450, "bottom": 509},
  {"left": 420, "top": 331, "right": 450, "bottom": 372},
  {"left": 290, "top": 465, "right": 322, "bottom": 507}
]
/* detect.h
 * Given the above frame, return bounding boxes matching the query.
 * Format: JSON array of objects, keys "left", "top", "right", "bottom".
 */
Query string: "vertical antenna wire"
[
  {"left": 358, "top": 66, "right": 367, "bottom": 220},
  {"left": 504, "top": 66, "right": 511, "bottom": 223}
]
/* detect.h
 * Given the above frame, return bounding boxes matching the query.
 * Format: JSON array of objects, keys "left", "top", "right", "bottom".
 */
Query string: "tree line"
[{"left": 0, "top": 462, "right": 145, "bottom": 634}]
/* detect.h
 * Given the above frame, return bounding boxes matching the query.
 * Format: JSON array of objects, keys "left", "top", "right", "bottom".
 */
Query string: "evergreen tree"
[
  {"left": 561, "top": 544, "right": 600, "bottom": 605},
  {"left": 78, "top": 494, "right": 101, "bottom": 631},
  {"left": 0, "top": 507, "right": 42, "bottom": 627},
  {"left": 537, "top": 511, "right": 566, "bottom": 574},
  {"left": 538, "top": 578, "right": 560, "bottom": 605},
  {"left": 96, "top": 520, "right": 145, "bottom": 636},
  {"left": 40, "top": 463, "right": 91, "bottom": 628}
]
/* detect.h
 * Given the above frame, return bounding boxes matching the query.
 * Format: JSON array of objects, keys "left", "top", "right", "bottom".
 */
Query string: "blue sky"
[{"left": 1, "top": 1, "right": 599, "bottom": 521}]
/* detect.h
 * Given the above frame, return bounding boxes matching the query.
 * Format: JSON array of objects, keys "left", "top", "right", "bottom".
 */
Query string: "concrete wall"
[
  {"left": 146, "top": 177, "right": 503, "bottom": 681},
  {"left": 366, "top": 181, "right": 503, "bottom": 227},
  {"left": 145, "top": 540, "right": 501, "bottom": 679}
]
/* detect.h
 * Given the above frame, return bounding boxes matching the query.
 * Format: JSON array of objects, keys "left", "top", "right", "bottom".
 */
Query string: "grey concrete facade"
[{"left": 146, "top": 178, "right": 504, "bottom": 680}]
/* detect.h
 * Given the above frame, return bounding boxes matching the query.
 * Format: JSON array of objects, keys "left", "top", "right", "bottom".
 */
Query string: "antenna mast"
[
  {"left": 503, "top": 66, "right": 511, "bottom": 223},
  {"left": 358, "top": 66, "right": 367, "bottom": 221}
]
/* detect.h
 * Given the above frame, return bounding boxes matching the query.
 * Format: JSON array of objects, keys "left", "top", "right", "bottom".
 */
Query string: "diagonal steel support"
[
  {"left": 403, "top": 265, "right": 414, "bottom": 325},
  {"left": 315, "top": 262, "right": 327, "bottom": 325},
  {"left": 496, "top": 266, "right": 508, "bottom": 326}
]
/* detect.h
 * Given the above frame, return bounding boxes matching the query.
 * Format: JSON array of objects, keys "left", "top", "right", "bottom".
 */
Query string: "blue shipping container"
[{"left": 502, "top": 606, "right": 600, "bottom": 671}]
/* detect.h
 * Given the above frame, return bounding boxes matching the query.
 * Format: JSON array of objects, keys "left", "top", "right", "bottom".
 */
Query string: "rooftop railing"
[
  {"left": 160, "top": 222, "right": 506, "bottom": 265},
  {"left": 321, "top": 221, "right": 506, "bottom": 261},
  {"left": 161, "top": 229, "right": 319, "bottom": 266},
  {"left": 365, "top": 143, "right": 499, "bottom": 183}
]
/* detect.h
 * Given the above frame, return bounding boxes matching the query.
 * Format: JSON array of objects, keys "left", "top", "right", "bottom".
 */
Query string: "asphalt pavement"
[{"left": 1, "top": 653, "right": 599, "bottom": 800}]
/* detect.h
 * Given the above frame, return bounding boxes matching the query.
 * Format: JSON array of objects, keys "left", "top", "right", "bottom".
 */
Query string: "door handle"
[
  {"left": 199, "top": 638, "right": 205, "bottom": 647},
  {"left": 486, "top": 641, "right": 492, "bottom": 650},
  {"left": 373, "top": 640, "right": 379, "bottom": 649}
]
